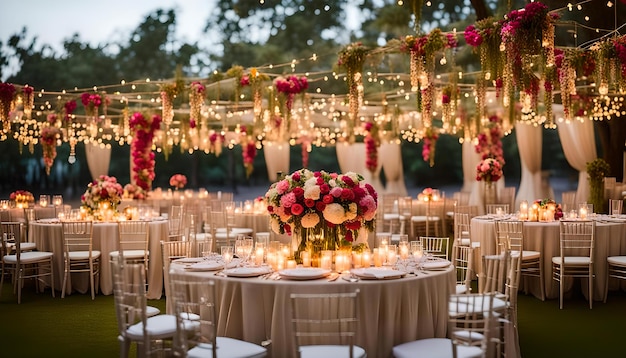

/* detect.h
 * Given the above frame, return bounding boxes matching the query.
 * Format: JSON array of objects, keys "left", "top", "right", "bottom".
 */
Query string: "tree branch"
[{"left": 470, "top": 0, "right": 492, "bottom": 20}]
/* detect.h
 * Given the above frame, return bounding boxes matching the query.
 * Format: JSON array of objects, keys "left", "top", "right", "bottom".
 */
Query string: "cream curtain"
[
  {"left": 84, "top": 142, "right": 111, "bottom": 181},
  {"left": 515, "top": 122, "right": 552, "bottom": 207},
  {"left": 263, "top": 142, "right": 290, "bottom": 182},
  {"left": 556, "top": 112, "right": 596, "bottom": 203},
  {"left": 462, "top": 140, "right": 481, "bottom": 192},
  {"left": 336, "top": 142, "right": 385, "bottom": 194},
  {"left": 380, "top": 142, "right": 407, "bottom": 196}
]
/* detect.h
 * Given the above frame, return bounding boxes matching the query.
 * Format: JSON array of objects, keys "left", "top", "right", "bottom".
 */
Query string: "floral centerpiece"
[
  {"left": 81, "top": 175, "right": 123, "bottom": 215},
  {"left": 265, "top": 169, "right": 378, "bottom": 263},
  {"left": 123, "top": 183, "right": 147, "bottom": 200},
  {"left": 476, "top": 158, "right": 503, "bottom": 183},
  {"left": 10, "top": 190, "right": 34, "bottom": 207},
  {"left": 169, "top": 174, "right": 187, "bottom": 190}
]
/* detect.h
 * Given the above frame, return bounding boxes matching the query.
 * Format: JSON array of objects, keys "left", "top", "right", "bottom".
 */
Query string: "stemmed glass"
[
  {"left": 221, "top": 246, "right": 234, "bottom": 266},
  {"left": 235, "top": 235, "right": 254, "bottom": 266}
]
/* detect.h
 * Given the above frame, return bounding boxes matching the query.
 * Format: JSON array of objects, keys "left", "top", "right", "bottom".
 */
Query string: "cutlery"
[{"left": 327, "top": 273, "right": 340, "bottom": 282}]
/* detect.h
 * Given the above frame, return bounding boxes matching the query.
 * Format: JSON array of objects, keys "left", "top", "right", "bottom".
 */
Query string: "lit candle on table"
[
  {"left": 373, "top": 248, "right": 382, "bottom": 267},
  {"left": 287, "top": 259, "right": 297, "bottom": 269},
  {"left": 579, "top": 205, "right": 588, "bottom": 220},
  {"left": 519, "top": 200, "right": 528, "bottom": 220},
  {"left": 362, "top": 250, "right": 371, "bottom": 267},
  {"left": 301, "top": 251, "right": 311, "bottom": 267},
  {"left": 321, "top": 250, "right": 333, "bottom": 270}
]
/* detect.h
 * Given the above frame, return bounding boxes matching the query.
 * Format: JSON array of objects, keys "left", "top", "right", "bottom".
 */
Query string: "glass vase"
[{"left": 484, "top": 181, "right": 498, "bottom": 208}]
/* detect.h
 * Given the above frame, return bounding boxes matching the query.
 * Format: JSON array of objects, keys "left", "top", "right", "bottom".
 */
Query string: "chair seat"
[
  {"left": 125, "top": 314, "right": 177, "bottom": 341},
  {"left": 68, "top": 250, "right": 101, "bottom": 260},
  {"left": 411, "top": 215, "right": 441, "bottom": 222},
  {"left": 8, "top": 242, "right": 37, "bottom": 251},
  {"left": 392, "top": 337, "right": 483, "bottom": 358},
  {"left": 146, "top": 305, "right": 161, "bottom": 317},
  {"left": 456, "top": 284, "right": 468, "bottom": 294},
  {"left": 510, "top": 250, "right": 540, "bottom": 261},
  {"left": 607, "top": 256, "right": 626, "bottom": 267},
  {"left": 187, "top": 337, "right": 267, "bottom": 358},
  {"left": 383, "top": 213, "right": 401, "bottom": 220},
  {"left": 299, "top": 345, "right": 366, "bottom": 358},
  {"left": 457, "top": 238, "right": 471, "bottom": 246},
  {"left": 110, "top": 250, "right": 148, "bottom": 260},
  {"left": 452, "top": 295, "right": 507, "bottom": 315},
  {"left": 552, "top": 256, "right": 591, "bottom": 265},
  {"left": 3, "top": 251, "right": 53, "bottom": 264}
]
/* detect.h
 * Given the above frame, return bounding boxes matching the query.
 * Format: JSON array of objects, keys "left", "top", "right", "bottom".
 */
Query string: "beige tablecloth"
[
  {"left": 470, "top": 216, "right": 626, "bottom": 301},
  {"left": 169, "top": 264, "right": 455, "bottom": 358},
  {"left": 30, "top": 219, "right": 168, "bottom": 299}
]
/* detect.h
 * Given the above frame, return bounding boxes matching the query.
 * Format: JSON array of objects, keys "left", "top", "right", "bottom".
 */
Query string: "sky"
[{"left": 0, "top": 0, "right": 213, "bottom": 51}]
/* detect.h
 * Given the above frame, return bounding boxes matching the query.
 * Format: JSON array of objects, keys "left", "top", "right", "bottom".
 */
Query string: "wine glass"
[{"left": 221, "top": 246, "right": 234, "bottom": 266}]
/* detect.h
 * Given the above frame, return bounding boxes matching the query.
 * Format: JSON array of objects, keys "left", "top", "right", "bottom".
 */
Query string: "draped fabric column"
[
  {"left": 380, "top": 142, "right": 407, "bottom": 196},
  {"left": 336, "top": 142, "right": 384, "bottom": 194},
  {"left": 85, "top": 142, "right": 111, "bottom": 181},
  {"left": 515, "top": 122, "right": 548, "bottom": 208},
  {"left": 556, "top": 109, "right": 597, "bottom": 203},
  {"left": 263, "top": 142, "right": 290, "bottom": 182},
  {"left": 462, "top": 140, "right": 481, "bottom": 192}
]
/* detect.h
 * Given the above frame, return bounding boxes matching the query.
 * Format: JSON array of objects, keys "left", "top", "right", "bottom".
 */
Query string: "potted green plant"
[{"left": 586, "top": 158, "right": 610, "bottom": 214}]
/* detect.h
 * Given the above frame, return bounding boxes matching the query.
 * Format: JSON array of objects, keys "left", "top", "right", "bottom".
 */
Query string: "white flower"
[
  {"left": 323, "top": 203, "right": 346, "bottom": 224},
  {"left": 301, "top": 212, "right": 320, "bottom": 228},
  {"left": 270, "top": 217, "right": 281, "bottom": 234},
  {"left": 345, "top": 202, "right": 357, "bottom": 220},
  {"left": 303, "top": 185, "right": 321, "bottom": 200}
]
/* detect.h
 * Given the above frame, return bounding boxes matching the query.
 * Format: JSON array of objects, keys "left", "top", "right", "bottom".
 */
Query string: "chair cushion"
[
  {"left": 187, "top": 337, "right": 267, "bottom": 358},
  {"left": 3, "top": 251, "right": 53, "bottom": 264},
  {"left": 68, "top": 250, "right": 101, "bottom": 260},
  {"left": 607, "top": 256, "right": 626, "bottom": 267},
  {"left": 19, "top": 242, "right": 37, "bottom": 251},
  {"left": 126, "top": 314, "right": 177, "bottom": 341},
  {"left": 110, "top": 250, "right": 148, "bottom": 260},
  {"left": 393, "top": 338, "right": 482, "bottom": 358},
  {"left": 299, "top": 345, "right": 366, "bottom": 358},
  {"left": 411, "top": 216, "right": 441, "bottom": 222},
  {"left": 146, "top": 305, "right": 160, "bottom": 317},
  {"left": 456, "top": 285, "right": 468, "bottom": 294},
  {"left": 552, "top": 257, "right": 591, "bottom": 265},
  {"left": 383, "top": 213, "right": 400, "bottom": 220}
]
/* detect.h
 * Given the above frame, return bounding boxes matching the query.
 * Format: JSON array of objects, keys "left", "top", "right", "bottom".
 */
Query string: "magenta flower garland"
[{"left": 129, "top": 112, "right": 161, "bottom": 191}]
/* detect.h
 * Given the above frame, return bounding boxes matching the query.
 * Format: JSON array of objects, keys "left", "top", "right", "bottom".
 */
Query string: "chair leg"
[
  {"left": 559, "top": 272, "right": 564, "bottom": 309},
  {"left": 539, "top": 262, "right": 546, "bottom": 301},
  {"left": 61, "top": 267, "right": 68, "bottom": 298},
  {"left": 603, "top": 265, "right": 609, "bottom": 304},
  {"left": 589, "top": 271, "right": 593, "bottom": 309}
]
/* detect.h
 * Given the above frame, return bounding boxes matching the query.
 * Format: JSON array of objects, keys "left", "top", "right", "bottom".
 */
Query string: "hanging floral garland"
[
  {"left": 422, "top": 126, "right": 438, "bottom": 167},
  {"left": 129, "top": 112, "right": 161, "bottom": 191},
  {"left": 240, "top": 125, "right": 257, "bottom": 179},
  {"left": 189, "top": 81, "right": 205, "bottom": 125},
  {"left": 0, "top": 82, "right": 16, "bottom": 134},
  {"left": 337, "top": 42, "right": 369, "bottom": 142},
  {"left": 209, "top": 131, "right": 224, "bottom": 156},
  {"left": 81, "top": 92, "right": 103, "bottom": 118},
  {"left": 40, "top": 124, "right": 60, "bottom": 175},
  {"left": 275, "top": 75, "right": 308, "bottom": 120},
  {"left": 363, "top": 121, "right": 380, "bottom": 174},
  {"left": 399, "top": 29, "right": 457, "bottom": 127},
  {"left": 22, "top": 85, "right": 34, "bottom": 120},
  {"left": 475, "top": 115, "right": 505, "bottom": 168},
  {"left": 240, "top": 67, "right": 270, "bottom": 118}
]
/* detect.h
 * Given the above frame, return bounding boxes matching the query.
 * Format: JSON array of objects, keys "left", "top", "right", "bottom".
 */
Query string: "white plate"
[
  {"left": 185, "top": 261, "right": 224, "bottom": 272},
  {"left": 351, "top": 268, "right": 406, "bottom": 280},
  {"left": 422, "top": 260, "right": 451, "bottom": 270},
  {"left": 173, "top": 257, "right": 204, "bottom": 264},
  {"left": 37, "top": 218, "right": 60, "bottom": 223},
  {"left": 279, "top": 268, "right": 331, "bottom": 280},
  {"left": 223, "top": 266, "right": 272, "bottom": 278}
]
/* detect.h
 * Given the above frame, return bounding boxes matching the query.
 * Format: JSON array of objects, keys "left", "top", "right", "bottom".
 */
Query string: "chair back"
[
  {"left": 453, "top": 245, "right": 473, "bottom": 292},
  {"left": 452, "top": 191, "right": 471, "bottom": 206},
  {"left": 486, "top": 204, "right": 509, "bottom": 215},
  {"left": 455, "top": 205, "right": 479, "bottom": 218},
  {"left": 111, "top": 260, "right": 150, "bottom": 354},
  {"left": 0, "top": 222, "right": 23, "bottom": 259},
  {"left": 169, "top": 272, "right": 218, "bottom": 358},
  {"left": 499, "top": 187, "right": 516, "bottom": 211},
  {"left": 453, "top": 212, "right": 471, "bottom": 246},
  {"left": 290, "top": 289, "right": 360, "bottom": 357},
  {"left": 117, "top": 221, "right": 149, "bottom": 255},
  {"left": 449, "top": 293, "right": 495, "bottom": 356},
  {"left": 559, "top": 220, "right": 595, "bottom": 260},
  {"left": 61, "top": 221, "right": 94, "bottom": 257},
  {"left": 419, "top": 236, "right": 449, "bottom": 260},
  {"left": 609, "top": 199, "right": 623, "bottom": 215}
]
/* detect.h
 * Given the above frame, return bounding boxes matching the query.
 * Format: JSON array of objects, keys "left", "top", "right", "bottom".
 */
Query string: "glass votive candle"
[
  {"left": 39, "top": 195, "right": 49, "bottom": 207},
  {"left": 0, "top": 199, "right": 8, "bottom": 210},
  {"left": 361, "top": 250, "right": 371, "bottom": 267},
  {"left": 352, "top": 252, "right": 362, "bottom": 268},
  {"left": 373, "top": 248, "right": 382, "bottom": 267},
  {"left": 579, "top": 203, "right": 588, "bottom": 220},
  {"left": 52, "top": 195, "right": 63, "bottom": 207},
  {"left": 399, "top": 241, "right": 409, "bottom": 260},
  {"left": 320, "top": 250, "right": 333, "bottom": 270},
  {"left": 287, "top": 259, "right": 297, "bottom": 269},
  {"left": 301, "top": 251, "right": 311, "bottom": 267},
  {"left": 255, "top": 244, "right": 265, "bottom": 266},
  {"left": 386, "top": 245, "right": 398, "bottom": 266},
  {"left": 334, "top": 251, "right": 351, "bottom": 273}
]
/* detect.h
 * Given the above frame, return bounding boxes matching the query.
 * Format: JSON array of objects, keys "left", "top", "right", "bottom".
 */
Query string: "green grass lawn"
[{"left": 1, "top": 280, "right": 624, "bottom": 357}]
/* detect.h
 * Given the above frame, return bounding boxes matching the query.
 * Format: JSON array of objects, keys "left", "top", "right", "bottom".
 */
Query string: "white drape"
[
  {"left": 336, "top": 142, "right": 385, "bottom": 194},
  {"left": 515, "top": 122, "right": 552, "bottom": 207},
  {"left": 84, "top": 142, "right": 111, "bottom": 181},
  {"left": 462, "top": 140, "right": 481, "bottom": 192},
  {"left": 380, "top": 142, "right": 407, "bottom": 196},
  {"left": 556, "top": 114, "right": 596, "bottom": 203},
  {"left": 263, "top": 142, "right": 291, "bottom": 182}
]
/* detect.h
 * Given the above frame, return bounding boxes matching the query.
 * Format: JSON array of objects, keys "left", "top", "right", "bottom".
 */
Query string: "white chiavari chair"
[{"left": 61, "top": 220, "right": 100, "bottom": 300}]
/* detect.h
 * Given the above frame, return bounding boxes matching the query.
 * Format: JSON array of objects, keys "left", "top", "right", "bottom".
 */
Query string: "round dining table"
[
  {"left": 470, "top": 215, "right": 626, "bottom": 301},
  {"left": 29, "top": 218, "right": 169, "bottom": 299},
  {"left": 169, "top": 262, "right": 455, "bottom": 358}
]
